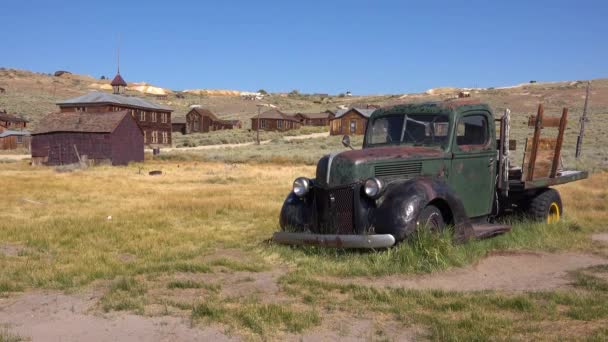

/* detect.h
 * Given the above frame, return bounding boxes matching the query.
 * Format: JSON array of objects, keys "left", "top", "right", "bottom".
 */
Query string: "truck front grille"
[{"left": 314, "top": 185, "right": 355, "bottom": 234}]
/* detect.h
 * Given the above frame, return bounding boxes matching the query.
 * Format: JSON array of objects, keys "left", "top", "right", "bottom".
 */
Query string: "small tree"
[
  {"left": 288, "top": 89, "right": 300, "bottom": 97},
  {"left": 337, "top": 93, "right": 345, "bottom": 98},
  {"left": 257, "top": 89, "right": 268, "bottom": 95},
  {"left": 100, "top": 75, "right": 106, "bottom": 80}
]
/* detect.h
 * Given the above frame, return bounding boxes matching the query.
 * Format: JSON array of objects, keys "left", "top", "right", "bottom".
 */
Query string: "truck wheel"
[
  {"left": 528, "top": 189, "right": 562, "bottom": 224},
  {"left": 417, "top": 205, "right": 445, "bottom": 233}
]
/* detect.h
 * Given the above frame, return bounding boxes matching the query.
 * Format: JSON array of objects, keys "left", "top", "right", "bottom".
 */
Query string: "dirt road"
[
  {"left": 0, "top": 154, "right": 29, "bottom": 161},
  {"left": 1, "top": 251, "right": 605, "bottom": 341}
]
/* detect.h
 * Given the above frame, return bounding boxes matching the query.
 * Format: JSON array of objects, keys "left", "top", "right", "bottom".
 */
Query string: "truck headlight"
[
  {"left": 292, "top": 177, "right": 311, "bottom": 197},
  {"left": 364, "top": 178, "right": 383, "bottom": 199}
]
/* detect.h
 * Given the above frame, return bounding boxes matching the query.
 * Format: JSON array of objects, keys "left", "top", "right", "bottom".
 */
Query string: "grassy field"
[{"left": 0, "top": 160, "right": 607, "bottom": 340}]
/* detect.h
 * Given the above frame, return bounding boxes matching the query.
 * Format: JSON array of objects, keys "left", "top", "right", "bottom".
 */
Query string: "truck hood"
[
  {"left": 337, "top": 145, "right": 444, "bottom": 164},
  {"left": 316, "top": 146, "right": 446, "bottom": 188}
]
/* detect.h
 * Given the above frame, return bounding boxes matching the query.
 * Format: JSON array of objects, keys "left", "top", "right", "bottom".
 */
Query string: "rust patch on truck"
[{"left": 338, "top": 146, "right": 444, "bottom": 164}]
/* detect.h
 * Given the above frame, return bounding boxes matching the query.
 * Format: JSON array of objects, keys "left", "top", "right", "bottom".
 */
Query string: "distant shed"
[
  {"left": 0, "top": 130, "right": 30, "bottom": 150},
  {"left": 329, "top": 108, "right": 375, "bottom": 135},
  {"left": 251, "top": 109, "right": 301, "bottom": 132},
  {"left": 31, "top": 110, "right": 143, "bottom": 166},
  {"left": 172, "top": 117, "right": 187, "bottom": 135},
  {"left": 0, "top": 111, "right": 29, "bottom": 131}
]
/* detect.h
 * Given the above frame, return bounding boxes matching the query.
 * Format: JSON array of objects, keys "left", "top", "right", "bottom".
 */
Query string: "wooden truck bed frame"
[{"left": 496, "top": 104, "right": 588, "bottom": 196}]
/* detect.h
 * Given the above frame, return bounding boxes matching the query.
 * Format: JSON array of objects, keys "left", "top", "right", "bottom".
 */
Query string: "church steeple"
[{"left": 111, "top": 42, "right": 127, "bottom": 94}]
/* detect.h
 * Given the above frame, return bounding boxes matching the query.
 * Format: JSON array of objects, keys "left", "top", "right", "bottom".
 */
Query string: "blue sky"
[{"left": 1, "top": 0, "right": 606, "bottom": 94}]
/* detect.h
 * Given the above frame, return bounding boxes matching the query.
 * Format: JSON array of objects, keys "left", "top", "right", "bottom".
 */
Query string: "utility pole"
[
  {"left": 575, "top": 82, "right": 590, "bottom": 159},
  {"left": 256, "top": 105, "right": 261, "bottom": 145}
]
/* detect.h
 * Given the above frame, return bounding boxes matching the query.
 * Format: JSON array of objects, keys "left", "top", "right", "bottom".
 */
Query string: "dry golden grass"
[{"left": 0, "top": 160, "right": 606, "bottom": 340}]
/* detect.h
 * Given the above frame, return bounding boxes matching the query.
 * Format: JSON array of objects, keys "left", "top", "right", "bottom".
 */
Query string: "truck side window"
[{"left": 457, "top": 115, "right": 488, "bottom": 147}]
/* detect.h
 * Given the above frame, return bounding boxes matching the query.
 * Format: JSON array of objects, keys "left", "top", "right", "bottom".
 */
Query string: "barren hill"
[{"left": 1, "top": 67, "right": 607, "bottom": 165}]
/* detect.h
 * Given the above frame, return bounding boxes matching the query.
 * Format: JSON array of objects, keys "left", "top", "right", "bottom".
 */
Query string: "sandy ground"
[
  {"left": 283, "top": 132, "right": 329, "bottom": 141},
  {"left": 0, "top": 290, "right": 236, "bottom": 342},
  {"left": 592, "top": 233, "right": 608, "bottom": 243},
  {"left": 1, "top": 251, "right": 605, "bottom": 341},
  {"left": 321, "top": 252, "right": 607, "bottom": 292},
  {"left": 0, "top": 154, "right": 30, "bottom": 161}
]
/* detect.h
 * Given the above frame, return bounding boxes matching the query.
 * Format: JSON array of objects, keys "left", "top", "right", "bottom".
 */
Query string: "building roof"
[
  {"left": 257, "top": 109, "right": 299, "bottom": 122},
  {"left": 0, "top": 130, "right": 30, "bottom": 138},
  {"left": 32, "top": 110, "right": 133, "bottom": 135},
  {"left": 189, "top": 107, "right": 219, "bottom": 121},
  {"left": 296, "top": 111, "right": 334, "bottom": 120},
  {"left": 57, "top": 91, "right": 172, "bottom": 112},
  {"left": 111, "top": 73, "right": 127, "bottom": 87},
  {"left": 0, "top": 112, "right": 29, "bottom": 123},
  {"left": 333, "top": 107, "right": 376, "bottom": 119}
]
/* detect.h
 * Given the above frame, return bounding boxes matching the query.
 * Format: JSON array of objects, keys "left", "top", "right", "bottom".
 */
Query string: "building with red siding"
[{"left": 31, "top": 110, "right": 143, "bottom": 166}]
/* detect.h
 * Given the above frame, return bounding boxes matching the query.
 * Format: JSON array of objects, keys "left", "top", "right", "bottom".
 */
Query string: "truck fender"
[
  {"left": 279, "top": 192, "right": 313, "bottom": 232},
  {"left": 371, "top": 178, "right": 474, "bottom": 243}
]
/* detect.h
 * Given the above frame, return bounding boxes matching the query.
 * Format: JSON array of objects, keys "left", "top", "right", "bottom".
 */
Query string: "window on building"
[
  {"left": 140, "top": 111, "right": 146, "bottom": 121},
  {"left": 16, "top": 136, "right": 23, "bottom": 144},
  {"left": 162, "top": 131, "right": 168, "bottom": 144},
  {"left": 152, "top": 112, "right": 157, "bottom": 122},
  {"left": 350, "top": 120, "right": 357, "bottom": 134},
  {"left": 143, "top": 130, "right": 147, "bottom": 143},
  {"left": 277, "top": 120, "right": 283, "bottom": 129},
  {"left": 152, "top": 131, "right": 158, "bottom": 143},
  {"left": 457, "top": 114, "right": 489, "bottom": 147},
  {"left": 131, "top": 109, "right": 135, "bottom": 117},
  {"left": 161, "top": 113, "right": 168, "bottom": 123},
  {"left": 261, "top": 119, "right": 266, "bottom": 129}
]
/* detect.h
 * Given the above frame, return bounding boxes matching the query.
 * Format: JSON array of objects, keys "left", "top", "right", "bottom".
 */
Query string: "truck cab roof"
[{"left": 370, "top": 99, "right": 492, "bottom": 120}]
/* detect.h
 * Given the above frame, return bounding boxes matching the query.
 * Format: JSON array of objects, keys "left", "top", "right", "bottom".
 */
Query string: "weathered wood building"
[
  {"left": 251, "top": 109, "right": 301, "bottom": 132},
  {"left": 185, "top": 108, "right": 219, "bottom": 134},
  {"left": 180, "top": 108, "right": 243, "bottom": 134},
  {"left": 329, "top": 108, "right": 375, "bottom": 136},
  {"left": 31, "top": 110, "right": 143, "bottom": 166},
  {"left": 0, "top": 111, "right": 28, "bottom": 130},
  {"left": 213, "top": 119, "right": 242, "bottom": 130},
  {"left": 294, "top": 110, "right": 335, "bottom": 126},
  {"left": 172, "top": 117, "right": 187, "bottom": 134},
  {"left": 0, "top": 130, "right": 30, "bottom": 150},
  {"left": 56, "top": 92, "right": 173, "bottom": 146}
]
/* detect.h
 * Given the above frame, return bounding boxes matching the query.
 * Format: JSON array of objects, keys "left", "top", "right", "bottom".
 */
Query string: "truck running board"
[{"left": 471, "top": 223, "right": 512, "bottom": 239}]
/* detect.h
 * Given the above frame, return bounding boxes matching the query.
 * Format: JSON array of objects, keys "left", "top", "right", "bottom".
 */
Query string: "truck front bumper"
[{"left": 272, "top": 232, "right": 396, "bottom": 249}]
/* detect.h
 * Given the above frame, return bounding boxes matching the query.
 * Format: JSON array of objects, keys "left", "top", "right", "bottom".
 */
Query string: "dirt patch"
[
  {"left": 0, "top": 243, "right": 27, "bottom": 257},
  {"left": 592, "top": 233, "right": 608, "bottom": 244},
  {"left": 166, "top": 268, "right": 288, "bottom": 301},
  {"left": 0, "top": 290, "right": 237, "bottom": 342},
  {"left": 285, "top": 312, "right": 419, "bottom": 341},
  {"left": 321, "top": 252, "right": 607, "bottom": 292}
]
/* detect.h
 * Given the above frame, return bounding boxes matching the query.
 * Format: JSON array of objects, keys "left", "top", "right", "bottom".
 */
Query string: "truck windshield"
[{"left": 366, "top": 114, "right": 450, "bottom": 148}]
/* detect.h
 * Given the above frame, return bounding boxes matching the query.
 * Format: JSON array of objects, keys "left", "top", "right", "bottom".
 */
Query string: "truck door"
[{"left": 448, "top": 112, "right": 495, "bottom": 218}]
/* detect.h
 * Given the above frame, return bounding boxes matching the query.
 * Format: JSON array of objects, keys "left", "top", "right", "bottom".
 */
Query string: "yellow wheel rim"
[{"left": 547, "top": 202, "right": 560, "bottom": 224}]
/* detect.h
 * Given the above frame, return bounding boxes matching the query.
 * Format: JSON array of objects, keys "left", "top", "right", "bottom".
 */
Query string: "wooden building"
[
  {"left": 172, "top": 117, "right": 187, "bottom": 135},
  {"left": 294, "top": 110, "right": 335, "bottom": 126},
  {"left": 0, "top": 111, "right": 28, "bottom": 131},
  {"left": 213, "top": 119, "right": 242, "bottom": 130},
  {"left": 251, "top": 109, "right": 301, "bottom": 132},
  {"left": 185, "top": 108, "right": 219, "bottom": 134},
  {"left": 0, "top": 130, "right": 30, "bottom": 150},
  {"left": 329, "top": 108, "right": 375, "bottom": 136},
  {"left": 56, "top": 91, "right": 173, "bottom": 146},
  {"left": 31, "top": 110, "right": 143, "bottom": 166}
]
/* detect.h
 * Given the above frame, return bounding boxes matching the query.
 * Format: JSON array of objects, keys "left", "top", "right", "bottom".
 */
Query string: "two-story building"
[{"left": 56, "top": 91, "right": 173, "bottom": 146}]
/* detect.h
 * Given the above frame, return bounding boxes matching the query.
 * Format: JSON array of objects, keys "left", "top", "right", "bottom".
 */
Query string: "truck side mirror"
[{"left": 342, "top": 135, "right": 353, "bottom": 150}]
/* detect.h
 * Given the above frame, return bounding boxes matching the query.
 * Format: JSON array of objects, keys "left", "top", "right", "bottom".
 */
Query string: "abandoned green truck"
[{"left": 273, "top": 99, "right": 588, "bottom": 248}]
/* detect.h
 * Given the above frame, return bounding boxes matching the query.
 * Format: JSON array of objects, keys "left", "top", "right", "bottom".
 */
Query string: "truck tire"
[
  {"left": 528, "top": 189, "right": 562, "bottom": 224},
  {"left": 417, "top": 205, "right": 445, "bottom": 233}
]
